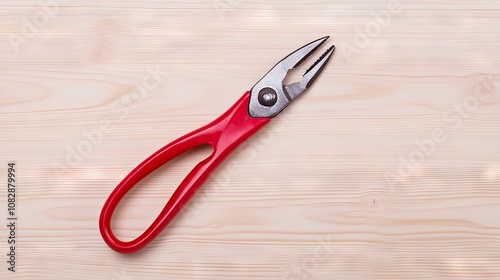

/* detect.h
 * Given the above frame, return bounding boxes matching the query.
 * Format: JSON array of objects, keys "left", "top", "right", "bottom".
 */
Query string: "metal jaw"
[{"left": 248, "top": 36, "right": 335, "bottom": 118}]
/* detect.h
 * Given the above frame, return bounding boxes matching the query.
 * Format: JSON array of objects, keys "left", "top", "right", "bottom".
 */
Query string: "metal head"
[{"left": 249, "top": 36, "right": 335, "bottom": 118}]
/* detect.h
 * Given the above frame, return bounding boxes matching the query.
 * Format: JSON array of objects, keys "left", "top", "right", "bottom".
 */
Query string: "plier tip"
[{"left": 249, "top": 36, "right": 335, "bottom": 118}]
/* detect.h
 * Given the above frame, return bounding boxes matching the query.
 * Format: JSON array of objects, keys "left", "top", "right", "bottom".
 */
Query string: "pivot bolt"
[{"left": 258, "top": 87, "right": 277, "bottom": 107}]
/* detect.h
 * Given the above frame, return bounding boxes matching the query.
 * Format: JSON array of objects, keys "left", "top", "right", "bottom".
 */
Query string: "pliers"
[{"left": 100, "top": 36, "right": 335, "bottom": 253}]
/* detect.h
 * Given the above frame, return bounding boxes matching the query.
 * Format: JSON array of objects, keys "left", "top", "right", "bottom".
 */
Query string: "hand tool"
[{"left": 100, "top": 36, "right": 335, "bottom": 253}]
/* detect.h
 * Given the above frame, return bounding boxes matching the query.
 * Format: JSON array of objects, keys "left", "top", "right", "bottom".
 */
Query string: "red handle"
[{"left": 99, "top": 91, "right": 270, "bottom": 253}]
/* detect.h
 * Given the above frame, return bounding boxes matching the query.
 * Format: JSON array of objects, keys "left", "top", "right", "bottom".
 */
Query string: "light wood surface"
[{"left": 1, "top": 1, "right": 500, "bottom": 279}]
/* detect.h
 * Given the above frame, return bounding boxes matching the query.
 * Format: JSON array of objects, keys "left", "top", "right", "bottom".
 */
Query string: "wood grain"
[{"left": 1, "top": 1, "right": 500, "bottom": 279}]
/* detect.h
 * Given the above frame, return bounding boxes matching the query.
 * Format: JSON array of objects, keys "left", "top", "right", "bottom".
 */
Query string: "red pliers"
[{"left": 100, "top": 36, "right": 335, "bottom": 253}]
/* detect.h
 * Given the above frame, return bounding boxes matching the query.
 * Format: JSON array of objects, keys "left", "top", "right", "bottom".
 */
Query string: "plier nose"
[{"left": 249, "top": 36, "right": 335, "bottom": 118}]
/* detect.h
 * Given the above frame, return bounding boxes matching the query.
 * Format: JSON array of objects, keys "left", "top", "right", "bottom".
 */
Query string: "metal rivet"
[{"left": 258, "top": 87, "right": 277, "bottom": 107}]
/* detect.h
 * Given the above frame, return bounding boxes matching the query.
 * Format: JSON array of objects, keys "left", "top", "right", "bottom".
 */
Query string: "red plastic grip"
[{"left": 99, "top": 91, "right": 270, "bottom": 253}]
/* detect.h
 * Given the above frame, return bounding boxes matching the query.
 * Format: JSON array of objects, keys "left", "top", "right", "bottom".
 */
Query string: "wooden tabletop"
[{"left": 1, "top": 1, "right": 499, "bottom": 279}]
